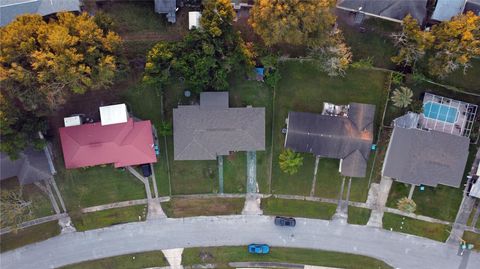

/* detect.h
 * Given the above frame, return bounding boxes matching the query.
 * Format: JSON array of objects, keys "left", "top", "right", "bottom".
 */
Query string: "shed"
[
  {"left": 64, "top": 116, "right": 82, "bottom": 127},
  {"left": 99, "top": 104, "right": 128, "bottom": 126},
  {"left": 189, "top": 11, "right": 201, "bottom": 30}
]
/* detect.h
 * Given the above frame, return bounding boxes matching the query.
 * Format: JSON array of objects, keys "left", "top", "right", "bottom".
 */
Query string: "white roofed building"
[{"left": 99, "top": 104, "right": 128, "bottom": 126}]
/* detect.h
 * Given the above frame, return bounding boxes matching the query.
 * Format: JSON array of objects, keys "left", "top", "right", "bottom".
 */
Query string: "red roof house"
[{"left": 59, "top": 118, "right": 157, "bottom": 169}]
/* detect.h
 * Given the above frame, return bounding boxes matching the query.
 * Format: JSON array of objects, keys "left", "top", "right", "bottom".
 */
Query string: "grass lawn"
[
  {"left": 0, "top": 177, "right": 55, "bottom": 228},
  {"left": 339, "top": 17, "right": 399, "bottom": 69},
  {"left": 161, "top": 198, "right": 244, "bottom": 218},
  {"left": 348, "top": 206, "right": 371, "bottom": 225},
  {"left": 223, "top": 152, "right": 247, "bottom": 193},
  {"left": 99, "top": 2, "right": 170, "bottom": 34},
  {"left": 383, "top": 213, "right": 450, "bottom": 242},
  {"left": 71, "top": 205, "right": 147, "bottom": 232},
  {"left": 60, "top": 251, "right": 168, "bottom": 269},
  {"left": 183, "top": 246, "right": 392, "bottom": 268},
  {"left": 55, "top": 163, "right": 147, "bottom": 211},
  {"left": 123, "top": 83, "right": 171, "bottom": 196},
  {"left": 463, "top": 231, "right": 480, "bottom": 251},
  {"left": 439, "top": 59, "right": 480, "bottom": 93},
  {"left": 262, "top": 198, "right": 336, "bottom": 220},
  {"left": 0, "top": 221, "right": 60, "bottom": 252},
  {"left": 272, "top": 60, "right": 390, "bottom": 202},
  {"left": 369, "top": 127, "right": 392, "bottom": 184},
  {"left": 228, "top": 73, "right": 273, "bottom": 193}
]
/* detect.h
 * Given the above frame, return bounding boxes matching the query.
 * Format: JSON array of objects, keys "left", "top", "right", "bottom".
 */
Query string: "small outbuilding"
[{"left": 188, "top": 11, "right": 201, "bottom": 30}]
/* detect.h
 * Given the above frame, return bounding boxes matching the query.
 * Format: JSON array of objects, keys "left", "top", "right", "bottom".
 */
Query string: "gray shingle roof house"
[
  {"left": 336, "top": 0, "right": 428, "bottom": 23},
  {"left": 0, "top": 147, "right": 56, "bottom": 185},
  {"left": 0, "top": 0, "right": 80, "bottom": 27},
  {"left": 432, "top": 0, "right": 467, "bottom": 21},
  {"left": 284, "top": 103, "right": 376, "bottom": 178},
  {"left": 382, "top": 117, "right": 470, "bottom": 188},
  {"left": 154, "top": 0, "right": 176, "bottom": 23},
  {"left": 173, "top": 92, "right": 265, "bottom": 160},
  {"left": 465, "top": 0, "right": 480, "bottom": 15}
]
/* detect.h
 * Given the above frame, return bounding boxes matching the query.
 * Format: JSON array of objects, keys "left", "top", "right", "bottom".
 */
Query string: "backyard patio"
[{"left": 419, "top": 93, "right": 478, "bottom": 137}]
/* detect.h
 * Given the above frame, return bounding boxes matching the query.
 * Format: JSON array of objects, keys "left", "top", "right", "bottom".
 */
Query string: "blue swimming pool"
[{"left": 423, "top": 101, "right": 458, "bottom": 123}]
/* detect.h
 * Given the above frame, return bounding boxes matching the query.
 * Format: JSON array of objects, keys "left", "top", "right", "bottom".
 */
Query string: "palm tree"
[
  {"left": 397, "top": 197, "right": 416, "bottom": 213},
  {"left": 391, "top": 86, "right": 413, "bottom": 108},
  {"left": 279, "top": 149, "right": 304, "bottom": 175}
]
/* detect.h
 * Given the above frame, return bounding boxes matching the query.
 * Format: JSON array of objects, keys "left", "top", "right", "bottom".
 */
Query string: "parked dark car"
[
  {"left": 274, "top": 216, "right": 296, "bottom": 227},
  {"left": 140, "top": 164, "right": 152, "bottom": 177}
]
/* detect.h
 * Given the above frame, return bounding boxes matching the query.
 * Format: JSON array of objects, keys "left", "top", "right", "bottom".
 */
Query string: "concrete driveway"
[{"left": 1, "top": 215, "right": 480, "bottom": 269}]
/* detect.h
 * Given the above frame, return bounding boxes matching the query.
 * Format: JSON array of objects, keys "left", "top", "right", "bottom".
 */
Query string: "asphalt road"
[{"left": 2, "top": 215, "right": 480, "bottom": 269}]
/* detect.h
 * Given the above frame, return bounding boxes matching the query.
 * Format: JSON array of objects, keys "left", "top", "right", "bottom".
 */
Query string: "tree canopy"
[
  {"left": 0, "top": 12, "right": 122, "bottom": 158},
  {"left": 249, "top": 0, "right": 336, "bottom": 46},
  {"left": 392, "top": 12, "right": 480, "bottom": 77},
  {"left": 144, "top": 0, "right": 253, "bottom": 92},
  {"left": 279, "top": 149, "right": 304, "bottom": 175}
]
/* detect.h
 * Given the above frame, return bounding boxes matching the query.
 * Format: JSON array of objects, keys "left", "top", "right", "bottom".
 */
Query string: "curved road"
[{"left": 2, "top": 215, "right": 479, "bottom": 269}]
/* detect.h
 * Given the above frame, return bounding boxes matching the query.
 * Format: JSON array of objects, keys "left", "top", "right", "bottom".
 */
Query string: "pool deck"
[{"left": 419, "top": 93, "right": 478, "bottom": 137}]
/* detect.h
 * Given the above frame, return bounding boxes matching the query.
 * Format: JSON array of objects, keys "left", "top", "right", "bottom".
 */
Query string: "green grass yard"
[
  {"left": 0, "top": 177, "right": 55, "bottom": 228},
  {"left": 183, "top": 246, "right": 392, "bottom": 268},
  {"left": 99, "top": 2, "right": 170, "bottom": 34},
  {"left": 60, "top": 251, "right": 168, "bottom": 269},
  {"left": 71, "top": 205, "right": 147, "bottom": 232},
  {"left": 383, "top": 213, "right": 450, "bottom": 242},
  {"left": 161, "top": 198, "right": 244, "bottom": 218},
  {"left": 0, "top": 221, "right": 60, "bottom": 252},
  {"left": 339, "top": 17, "right": 399, "bottom": 69},
  {"left": 348, "top": 206, "right": 371, "bottom": 225},
  {"left": 55, "top": 164, "right": 146, "bottom": 211},
  {"left": 463, "top": 231, "right": 480, "bottom": 251},
  {"left": 223, "top": 152, "right": 247, "bottom": 193},
  {"left": 272, "top": 61, "right": 390, "bottom": 202},
  {"left": 262, "top": 198, "right": 336, "bottom": 220}
]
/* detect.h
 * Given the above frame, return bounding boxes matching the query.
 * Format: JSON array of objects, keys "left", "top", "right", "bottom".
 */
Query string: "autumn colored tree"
[
  {"left": 309, "top": 29, "right": 352, "bottom": 77},
  {"left": 249, "top": 0, "right": 336, "bottom": 46},
  {"left": 428, "top": 11, "right": 480, "bottom": 77},
  {"left": 279, "top": 149, "right": 304, "bottom": 175},
  {"left": 391, "top": 15, "right": 434, "bottom": 67},
  {"left": 1, "top": 189, "right": 32, "bottom": 228},
  {"left": 392, "top": 12, "right": 480, "bottom": 77},
  {"left": 0, "top": 12, "right": 122, "bottom": 157},
  {"left": 200, "top": 0, "right": 235, "bottom": 37},
  {"left": 0, "top": 12, "right": 122, "bottom": 112}
]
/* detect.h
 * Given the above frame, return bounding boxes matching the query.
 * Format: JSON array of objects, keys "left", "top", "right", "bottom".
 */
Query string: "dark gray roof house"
[
  {"left": 173, "top": 92, "right": 265, "bottom": 160},
  {"left": 284, "top": 103, "right": 376, "bottom": 178},
  {"left": 1, "top": 147, "right": 56, "bottom": 185},
  {"left": 382, "top": 117, "right": 470, "bottom": 188},
  {"left": 336, "top": 0, "right": 428, "bottom": 23},
  {"left": 465, "top": 0, "right": 480, "bottom": 15},
  {"left": 154, "top": 0, "right": 176, "bottom": 23},
  {"left": 0, "top": 0, "right": 80, "bottom": 27}
]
